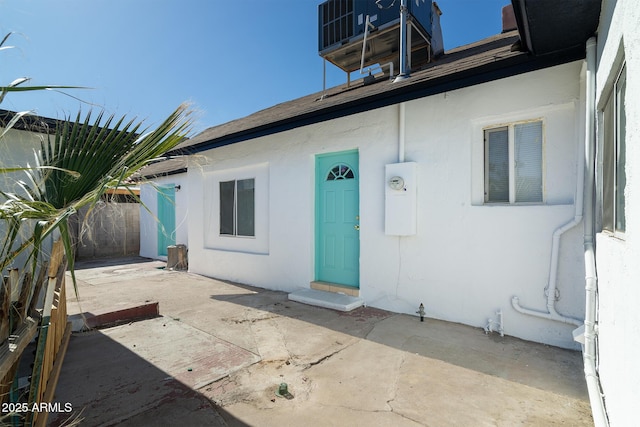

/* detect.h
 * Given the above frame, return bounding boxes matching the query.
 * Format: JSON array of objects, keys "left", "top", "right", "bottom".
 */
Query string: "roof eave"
[
  {"left": 142, "top": 167, "right": 188, "bottom": 180},
  {"left": 173, "top": 49, "right": 582, "bottom": 156},
  {"left": 0, "top": 109, "right": 59, "bottom": 134},
  {"left": 511, "top": 0, "right": 534, "bottom": 53},
  {"left": 510, "top": 0, "right": 600, "bottom": 56}
]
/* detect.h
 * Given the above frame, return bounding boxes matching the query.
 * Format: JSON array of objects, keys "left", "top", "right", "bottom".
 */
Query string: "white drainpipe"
[
  {"left": 510, "top": 36, "right": 607, "bottom": 425},
  {"left": 510, "top": 209, "right": 583, "bottom": 325},
  {"left": 511, "top": 103, "right": 585, "bottom": 326},
  {"left": 581, "top": 36, "right": 609, "bottom": 427}
]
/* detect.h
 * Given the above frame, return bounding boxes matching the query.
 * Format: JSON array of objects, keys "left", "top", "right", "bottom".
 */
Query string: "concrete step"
[{"left": 288, "top": 288, "right": 364, "bottom": 312}]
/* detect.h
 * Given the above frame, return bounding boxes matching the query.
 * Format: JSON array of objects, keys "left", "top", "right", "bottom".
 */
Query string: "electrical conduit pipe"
[{"left": 398, "top": 102, "right": 406, "bottom": 162}]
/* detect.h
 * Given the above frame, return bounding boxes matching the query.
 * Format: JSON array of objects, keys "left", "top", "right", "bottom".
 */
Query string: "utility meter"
[
  {"left": 388, "top": 176, "right": 405, "bottom": 190},
  {"left": 385, "top": 162, "right": 417, "bottom": 235}
]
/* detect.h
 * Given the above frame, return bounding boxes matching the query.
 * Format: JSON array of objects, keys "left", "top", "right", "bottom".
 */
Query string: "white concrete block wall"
[{"left": 188, "top": 61, "right": 585, "bottom": 349}]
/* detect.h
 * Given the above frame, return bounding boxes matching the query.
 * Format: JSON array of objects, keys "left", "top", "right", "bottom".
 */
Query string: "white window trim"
[
  {"left": 600, "top": 62, "right": 626, "bottom": 238},
  {"left": 482, "top": 118, "right": 545, "bottom": 205},
  {"left": 471, "top": 103, "right": 575, "bottom": 207},
  {"left": 204, "top": 163, "right": 269, "bottom": 254}
]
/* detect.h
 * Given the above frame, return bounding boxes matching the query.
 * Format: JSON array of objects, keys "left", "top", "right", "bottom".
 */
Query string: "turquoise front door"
[
  {"left": 315, "top": 150, "right": 360, "bottom": 288},
  {"left": 157, "top": 185, "right": 176, "bottom": 256}
]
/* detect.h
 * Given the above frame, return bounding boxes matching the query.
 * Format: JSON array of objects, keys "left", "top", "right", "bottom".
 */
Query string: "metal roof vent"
[{"left": 318, "top": 0, "right": 443, "bottom": 81}]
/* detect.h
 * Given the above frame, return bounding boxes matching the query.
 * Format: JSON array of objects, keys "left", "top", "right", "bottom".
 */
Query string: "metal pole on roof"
[
  {"left": 394, "top": 0, "right": 410, "bottom": 82},
  {"left": 321, "top": 58, "right": 327, "bottom": 100}
]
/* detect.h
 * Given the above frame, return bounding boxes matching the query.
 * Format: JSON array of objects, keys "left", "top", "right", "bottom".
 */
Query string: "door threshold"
[{"left": 311, "top": 281, "right": 359, "bottom": 297}]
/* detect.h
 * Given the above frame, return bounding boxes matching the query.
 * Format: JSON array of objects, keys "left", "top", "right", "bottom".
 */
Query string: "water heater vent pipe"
[{"left": 394, "top": 0, "right": 410, "bottom": 82}]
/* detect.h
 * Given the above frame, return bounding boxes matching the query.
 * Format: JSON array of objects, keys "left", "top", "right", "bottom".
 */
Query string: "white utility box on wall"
[{"left": 385, "top": 162, "right": 417, "bottom": 235}]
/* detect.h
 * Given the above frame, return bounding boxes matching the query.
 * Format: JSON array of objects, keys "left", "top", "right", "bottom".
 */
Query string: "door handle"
[{"left": 354, "top": 225, "right": 360, "bottom": 230}]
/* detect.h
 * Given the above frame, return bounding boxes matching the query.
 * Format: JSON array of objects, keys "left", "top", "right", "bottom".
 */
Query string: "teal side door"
[
  {"left": 315, "top": 150, "right": 360, "bottom": 288},
  {"left": 157, "top": 185, "right": 176, "bottom": 256}
]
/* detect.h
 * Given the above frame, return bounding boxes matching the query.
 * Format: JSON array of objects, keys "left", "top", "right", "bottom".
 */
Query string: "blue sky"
[{"left": 1, "top": 0, "right": 510, "bottom": 134}]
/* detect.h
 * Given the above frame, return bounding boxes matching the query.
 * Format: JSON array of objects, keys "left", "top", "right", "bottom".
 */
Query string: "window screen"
[
  {"left": 514, "top": 122, "right": 543, "bottom": 203},
  {"left": 485, "top": 128, "right": 509, "bottom": 203},
  {"left": 236, "top": 179, "right": 255, "bottom": 237}
]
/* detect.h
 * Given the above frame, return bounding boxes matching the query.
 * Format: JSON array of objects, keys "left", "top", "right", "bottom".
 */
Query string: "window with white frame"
[
  {"left": 204, "top": 163, "right": 268, "bottom": 254},
  {"left": 484, "top": 120, "right": 544, "bottom": 204},
  {"left": 219, "top": 178, "right": 255, "bottom": 237},
  {"left": 602, "top": 63, "right": 626, "bottom": 234}
]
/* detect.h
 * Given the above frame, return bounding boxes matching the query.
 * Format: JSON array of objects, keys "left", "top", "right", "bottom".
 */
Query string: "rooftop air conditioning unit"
[{"left": 318, "top": 0, "right": 442, "bottom": 74}]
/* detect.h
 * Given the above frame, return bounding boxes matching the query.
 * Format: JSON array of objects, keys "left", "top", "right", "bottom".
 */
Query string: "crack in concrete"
[
  {"left": 385, "top": 350, "right": 406, "bottom": 410},
  {"left": 221, "top": 314, "right": 280, "bottom": 324},
  {"left": 390, "top": 409, "right": 424, "bottom": 426},
  {"left": 276, "top": 320, "right": 294, "bottom": 362},
  {"left": 310, "top": 402, "right": 425, "bottom": 426},
  {"left": 384, "top": 342, "right": 425, "bottom": 426},
  {"left": 250, "top": 316, "right": 291, "bottom": 362},
  {"left": 302, "top": 341, "right": 356, "bottom": 370}
]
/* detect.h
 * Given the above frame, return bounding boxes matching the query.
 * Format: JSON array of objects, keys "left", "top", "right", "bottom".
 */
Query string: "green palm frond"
[
  {"left": 40, "top": 104, "right": 191, "bottom": 210},
  {"left": 2, "top": 103, "right": 193, "bottom": 296}
]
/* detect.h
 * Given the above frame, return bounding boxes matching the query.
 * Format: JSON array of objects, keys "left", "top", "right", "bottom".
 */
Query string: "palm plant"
[
  {"left": 0, "top": 30, "right": 193, "bottom": 423},
  {"left": 0, "top": 104, "right": 192, "bottom": 425},
  {"left": 0, "top": 104, "right": 193, "bottom": 292}
]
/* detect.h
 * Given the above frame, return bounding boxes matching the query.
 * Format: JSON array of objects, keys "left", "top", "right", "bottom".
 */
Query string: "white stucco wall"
[
  {"left": 139, "top": 174, "right": 189, "bottom": 260},
  {"left": 188, "top": 61, "right": 586, "bottom": 349},
  {"left": 0, "top": 126, "right": 45, "bottom": 192},
  {"left": 0, "top": 127, "right": 54, "bottom": 268},
  {"left": 594, "top": 0, "right": 640, "bottom": 424}
]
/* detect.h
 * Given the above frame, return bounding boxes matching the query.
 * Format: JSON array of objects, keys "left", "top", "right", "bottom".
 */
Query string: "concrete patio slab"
[
  {"left": 51, "top": 257, "right": 592, "bottom": 426},
  {"left": 49, "top": 316, "right": 259, "bottom": 426}
]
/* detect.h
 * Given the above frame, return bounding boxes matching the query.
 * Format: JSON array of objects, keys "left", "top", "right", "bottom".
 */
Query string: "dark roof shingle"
[{"left": 172, "top": 30, "right": 583, "bottom": 155}]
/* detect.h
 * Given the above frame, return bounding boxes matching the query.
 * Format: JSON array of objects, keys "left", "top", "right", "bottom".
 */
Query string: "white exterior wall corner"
[
  {"left": 594, "top": 0, "right": 640, "bottom": 424},
  {"left": 139, "top": 174, "right": 189, "bottom": 261},
  {"left": 0, "top": 127, "right": 54, "bottom": 268},
  {"left": 189, "top": 61, "right": 585, "bottom": 349},
  {"left": 0, "top": 127, "right": 44, "bottom": 172}
]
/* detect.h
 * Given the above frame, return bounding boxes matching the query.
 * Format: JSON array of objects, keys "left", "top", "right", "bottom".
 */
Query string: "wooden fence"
[{"left": 0, "top": 240, "right": 72, "bottom": 426}]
